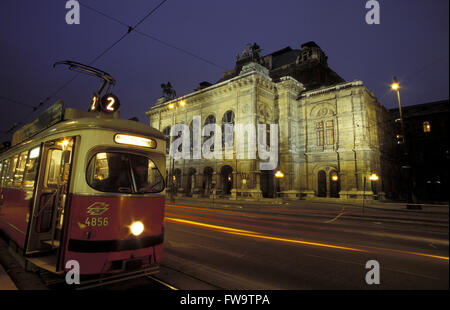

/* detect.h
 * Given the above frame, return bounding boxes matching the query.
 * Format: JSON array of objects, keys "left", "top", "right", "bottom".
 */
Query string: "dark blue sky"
[{"left": 1, "top": 0, "right": 448, "bottom": 141}]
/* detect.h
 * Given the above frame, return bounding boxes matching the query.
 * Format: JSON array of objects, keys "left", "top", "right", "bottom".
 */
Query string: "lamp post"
[
  {"left": 275, "top": 170, "right": 284, "bottom": 202},
  {"left": 330, "top": 171, "right": 339, "bottom": 198},
  {"left": 363, "top": 173, "right": 379, "bottom": 214},
  {"left": 391, "top": 77, "right": 413, "bottom": 205},
  {"left": 167, "top": 99, "right": 186, "bottom": 202}
]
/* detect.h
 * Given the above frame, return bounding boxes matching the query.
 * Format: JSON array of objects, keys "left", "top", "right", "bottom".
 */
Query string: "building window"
[
  {"left": 316, "top": 121, "right": 324, "bottom": 146},
  {"left": 222, "top": 110, "right": 235, "bottom": 147},
  {"left": 163, "top": 126, "right": 171, "bottom": 154},
  {"left": 423, "top": 121, "right": 431, "bottom": 133},
  {"left": 316, "top": 120, "right": 335, "bottom": 146},
  {"left": 204, "top": 115, "right": 216, "bottom": 151},
  {"left": 326, "top": 120, "right": 335, "bottom": 145}
]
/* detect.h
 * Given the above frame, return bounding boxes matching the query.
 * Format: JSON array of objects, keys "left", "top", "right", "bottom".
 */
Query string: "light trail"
[
  {"left": 165, "top": 217, "right": 261, "bottom": 235},
  {"left": 165, "top": 217, "right": 364, "bottom": 253},
  {"left": 165, "top": 216, "right": 450, "bottom": 261}
]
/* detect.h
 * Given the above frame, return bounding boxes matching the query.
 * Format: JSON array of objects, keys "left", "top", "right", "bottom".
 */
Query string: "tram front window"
[{"left": 87, "top": 152, "right": 164, "bottom": 194}]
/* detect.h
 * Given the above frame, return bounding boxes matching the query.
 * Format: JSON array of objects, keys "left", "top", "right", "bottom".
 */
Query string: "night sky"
[{"left": 0, "top": 0, "right": 448, "bottom": 142}]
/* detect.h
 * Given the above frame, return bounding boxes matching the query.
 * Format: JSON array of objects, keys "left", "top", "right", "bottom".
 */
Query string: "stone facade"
[{"left": 146, "top": 42, "right": 397, "bottom": 201}]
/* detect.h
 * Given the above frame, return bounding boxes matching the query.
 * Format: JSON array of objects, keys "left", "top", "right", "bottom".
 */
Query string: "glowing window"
[
  {"left": 23, "top": 147, "right": 41, "bottom": 188},
  {"left": 13, "top": 151, "right": 28, "bottom": 187},
  {"left": 6, "top": 155, "right": 18, "bottom": 186},
  {"left": 423, "top": 121, "right": 431, "bottom": 133}
]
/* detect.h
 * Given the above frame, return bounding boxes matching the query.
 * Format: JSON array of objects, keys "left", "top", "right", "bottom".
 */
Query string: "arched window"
[
  {"left": 205, "top": 114, "right": 216, "bottom": 126},
  {"left": 163, "top": 126, "right": 171, "bottom": 154},
  {"left": 204, "top": 115, "right": 216, "bottom": 151},
  {"left": 189, "top": 121, "right": 194, "bottom": 151},
  {"left": 222, "top": 110, "right": 235, "bottom": 147}
]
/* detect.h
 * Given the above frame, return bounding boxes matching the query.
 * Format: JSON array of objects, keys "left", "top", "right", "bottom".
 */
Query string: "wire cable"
[
  {"left": 1, "top": 0, "right": 169, "bottom": 138},
  {"left": 79, "top": 1, "right": 227, "bottom": 70}
]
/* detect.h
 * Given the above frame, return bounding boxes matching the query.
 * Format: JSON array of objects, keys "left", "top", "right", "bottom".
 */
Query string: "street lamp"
[
  {"left": 391, "top": 77, "right": 413, "bottom": 204},
  {"left": 275, "top": 170, "right": 284, "bottom": 201},
  {"left": 168, "top": 99, "right": 187, "bottom": 202},
  {"left": 363, "top": 172, "right": 379, "bottom": 214}
]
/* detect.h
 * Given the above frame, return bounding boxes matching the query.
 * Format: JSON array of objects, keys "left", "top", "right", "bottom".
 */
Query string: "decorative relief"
[{"left": 309, "top": 103, "right": 336, "bottom": 118}]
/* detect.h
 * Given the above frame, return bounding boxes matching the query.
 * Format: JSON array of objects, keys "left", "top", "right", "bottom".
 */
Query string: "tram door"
[{"left": 25, "top": 138, "right": 73, "bottom": 254}]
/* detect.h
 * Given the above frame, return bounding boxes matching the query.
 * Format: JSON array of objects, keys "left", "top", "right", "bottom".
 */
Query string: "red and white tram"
[{"left": 0, "top": 101, "right": 166, "bottom": 277}]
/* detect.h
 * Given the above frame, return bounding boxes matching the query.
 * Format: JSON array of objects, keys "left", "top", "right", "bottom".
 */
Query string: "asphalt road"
[{"left": 155, "top": 200, "right": 448, "bottom": 290}]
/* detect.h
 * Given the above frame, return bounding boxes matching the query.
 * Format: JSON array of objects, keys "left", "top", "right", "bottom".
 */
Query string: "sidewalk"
[
  {"left": 0, "top": 262, "right": 17, "bottom": 290},
  {"left": 167, "top": 195, "right": 448, "bottom": 213},
  {"left": 166, "top": 196, "right": 449, "bottom": 225}
]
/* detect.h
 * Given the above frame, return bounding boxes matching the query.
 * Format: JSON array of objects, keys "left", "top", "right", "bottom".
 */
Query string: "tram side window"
[
  {"left": 5, "top": 155, "right": 18, "bottom": 187},
  {"left": 23, "top": 147, "right": 41, "bottom": 188},
  {"left": 13, "top": 151, "right": 28, "bottom": 187},
  {"left": 46, "top": 149, "right": 63, "bottom": 186},
  {"left": 1, "top": 159, "right": 10, "bottom": 187}
]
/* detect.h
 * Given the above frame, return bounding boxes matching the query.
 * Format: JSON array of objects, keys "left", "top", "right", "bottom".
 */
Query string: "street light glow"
[
  {"left": 275, "top": 170, "right": 284, "bottom": 178},
  {"left": 369, "top": 173, "right": 379, "bottom": 181},
  {"left": 391, "top": 82, "right": 399, "bottom": 91}
]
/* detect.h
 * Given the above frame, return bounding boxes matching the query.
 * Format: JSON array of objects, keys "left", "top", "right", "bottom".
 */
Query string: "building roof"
[{"left": 389, "top": 99, "right": 449, "bottom": 118}]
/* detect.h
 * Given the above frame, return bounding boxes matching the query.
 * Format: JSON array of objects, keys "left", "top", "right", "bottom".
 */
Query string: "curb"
[
  {"left": 166, "top": 198, "right": 449, "bottom": 226},
  {"left": 0, "top": 237, "right": 48, "bottom": 290}
]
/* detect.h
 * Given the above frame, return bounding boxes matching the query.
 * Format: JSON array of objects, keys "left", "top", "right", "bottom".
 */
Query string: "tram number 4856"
[{"left": 84, "top": 217, "right": 109, "bottom": 227}]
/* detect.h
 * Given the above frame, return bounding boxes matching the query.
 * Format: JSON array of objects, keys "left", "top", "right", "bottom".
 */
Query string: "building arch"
[
  {"left": 317, "top": 170, "right": 327, "bottom": 197},
  {"left": 260, "top": 169, "right": 274, "bottom": 198},
  {"left": 202, "top": 166, "right": 214, "bottom": 196},
  {"left": 329, "top": 169, "right": 340, "bottom": 198},
  {"left": 222, "top": 110, "right": 235, "bottom": 148},
  {"left": 220, "top": 165, "right": 233, "bottom": 195},
  {"left": 185, "top": 167, "right": 196, "bottom": 197},
  {"left": 173, "top": 168, "right": 182, "bottom": 192},
  {"left": 313, "top": 165, "right": 340, "bottom": 198}
]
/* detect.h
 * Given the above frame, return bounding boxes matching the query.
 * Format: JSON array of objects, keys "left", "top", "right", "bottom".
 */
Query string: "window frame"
[{"left": 86, "top": 151, "right": 165, "bottom": 194}]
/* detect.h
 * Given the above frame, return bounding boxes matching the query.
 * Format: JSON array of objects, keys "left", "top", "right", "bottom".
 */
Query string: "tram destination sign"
[{"left": 12, "top": 100, "right": 64, "bottom": 146}]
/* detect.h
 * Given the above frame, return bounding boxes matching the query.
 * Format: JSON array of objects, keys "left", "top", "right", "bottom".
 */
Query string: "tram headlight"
[{"left": 130, "top": 221, "right": 144, "bottom": 236}]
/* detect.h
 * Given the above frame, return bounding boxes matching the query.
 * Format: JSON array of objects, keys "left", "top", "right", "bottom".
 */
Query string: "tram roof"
[
  {"left": 49, "top": 116, "right": 165, "bottom": 140},
  {"left": 10, "top": 102, "right": 164, "bottom": 147}
]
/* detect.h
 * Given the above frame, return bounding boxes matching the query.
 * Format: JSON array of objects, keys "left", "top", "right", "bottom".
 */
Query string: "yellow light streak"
[
  {"left": 166, "top": 216, "right": 450, "bottom": 260},
  {"left": 226, "top": 231, "right": 367, "bottom": 253},
  {"left": 165, "top": 217, "right": 363, "bottom": 252},
  {"left": 165, "top": 217, "right": 260, "bottom": 235},
  {"left": 389, "top": 250, "right": 449, "bottom": 261}
]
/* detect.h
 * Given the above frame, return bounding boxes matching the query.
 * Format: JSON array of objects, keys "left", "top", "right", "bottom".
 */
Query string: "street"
[{"left": 153, "top": 199, "right": 448, "bottom": 290}]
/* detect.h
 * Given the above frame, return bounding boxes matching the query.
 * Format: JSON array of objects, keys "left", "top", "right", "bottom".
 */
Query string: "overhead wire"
[
  {"left": 79, "top": 1, "right": 227, "bottom": 70},
  {"left": 1, "top": 0, "right": 169, "bottom": 139}
]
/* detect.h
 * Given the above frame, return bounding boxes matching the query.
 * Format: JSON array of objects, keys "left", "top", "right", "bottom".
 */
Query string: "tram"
[{"left": 0, "top": 62, "right": 166, "bottom": 278}]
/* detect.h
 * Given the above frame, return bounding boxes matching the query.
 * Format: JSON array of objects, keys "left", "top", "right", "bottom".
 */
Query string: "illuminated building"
[{"left": 147, "top": 42, "right": 397, "bottom": 200}]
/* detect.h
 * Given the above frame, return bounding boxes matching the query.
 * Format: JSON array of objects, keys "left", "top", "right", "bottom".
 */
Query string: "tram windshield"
[{"left": 87, "top": 152, "right": 164, "bottom": 194}]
